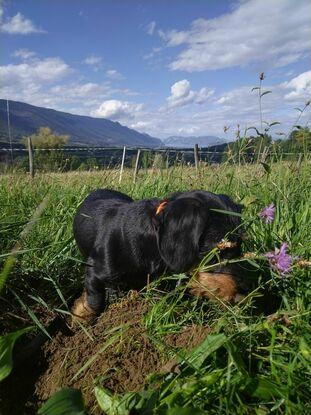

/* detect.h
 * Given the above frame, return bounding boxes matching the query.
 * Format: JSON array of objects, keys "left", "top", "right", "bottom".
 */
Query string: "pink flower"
[
  {"left": 259, "top": 203, "right": 275, "bottom": 224},
  {"left": 265, "top": 243, "right": 293, "bottom": 276}
]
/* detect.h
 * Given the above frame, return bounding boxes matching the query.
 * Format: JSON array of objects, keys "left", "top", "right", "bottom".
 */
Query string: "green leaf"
[
  {"left": 244, "top": 258, "right": 261, "bottom": 269},
  {"left": 269, "top": 121, "right": 281, "bottom": 127},
  {"left": 225, "top": 340, "right": 248, "bottom": 376},
  {"left": 243, "top": 376, "right": 285, "bottom": 400},
  {"left": 183, "top": 333, "right": 227, "bottom": 370},
  {"left": 251, "top": 87, "right": 260, "bottom": 91},
  {"left": 294, "top": 125, "right": 302, "bottom": 129},
  {"left": 299, "top": 337, "right": 311, "bottom": 362},
  {"left": 95, "top": 387, "right": 129, "bottom": 415},
  {"left": 260, "top": 90, "right": 272, "bottom": 98},
  {"left": 95, "top": 387, "right": 156, "bottom": 415},
  {"left": 38, "top": 388, "right": 86, "bottom": 415},
  {"left": 0, "top": 326, "right": 33, "bottom": 382},
  {"left": 260, "top": 162, "right": 271, "bottom": 174},
  {"left": 294, "top": 107, "right": 303, "bottom": 113},
  {"left": 200, "top": 371, "right": 224, "bottom": 388},
  {"left": 271, "top": 399, "right": 285, "bottom": 411},
  {"left": 246, "top": 126, "right": 264, "bottom": 137}
]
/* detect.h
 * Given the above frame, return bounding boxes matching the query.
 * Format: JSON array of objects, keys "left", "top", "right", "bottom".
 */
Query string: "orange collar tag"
[{"left": 156, "top": 201, "right": 168, "bottom": 215}]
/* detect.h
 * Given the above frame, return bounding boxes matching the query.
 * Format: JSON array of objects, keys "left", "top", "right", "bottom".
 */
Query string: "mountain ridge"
[{"left": 0, "top": 99, "right": 162, "bottom": 147}]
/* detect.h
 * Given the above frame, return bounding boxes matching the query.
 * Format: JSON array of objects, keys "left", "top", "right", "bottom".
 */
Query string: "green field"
[{"left": 0, "top": 161, "right": 310, "bottom": 414}]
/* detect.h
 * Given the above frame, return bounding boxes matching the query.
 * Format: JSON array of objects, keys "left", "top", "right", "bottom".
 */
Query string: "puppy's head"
[{"left": 153, "top": 192, "right": 243, "bottom": 273}]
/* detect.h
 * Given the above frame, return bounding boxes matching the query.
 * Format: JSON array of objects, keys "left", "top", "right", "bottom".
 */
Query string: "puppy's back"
[
  {"left": 73, "top": 189, "right": 133, "bottom": 257},
  {"left": 82, "top": 189, "right": 133, "bottom": 204}
]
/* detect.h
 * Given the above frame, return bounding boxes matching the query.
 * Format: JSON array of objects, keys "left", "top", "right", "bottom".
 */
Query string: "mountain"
[
  {"left": 163, "top": 135, "right": 225, "bottom": 148},
  {"left": 0, "top": 99, "right": 162, "bottom": 147}
]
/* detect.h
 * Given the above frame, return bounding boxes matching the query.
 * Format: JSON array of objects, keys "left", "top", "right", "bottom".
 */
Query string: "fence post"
[
  {"left": 119, "top": 146, "right": 126, "bottom": 183},
  {"left": 166, "top": 150, "right": 170, "bottom": 169},
  {"left": 296, "top": 153, "right": 303, "bottom": 170},
  {"left": 27, "top": 137, "right": 34, "bottom": 178},
  {"left": 133, "top": 149, "right": 141, "bottom": 184},
  {"left": 194, "top": 144, "right": 199, "bottom": 172}
]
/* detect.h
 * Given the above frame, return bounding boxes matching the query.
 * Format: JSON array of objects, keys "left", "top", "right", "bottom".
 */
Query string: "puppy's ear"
[{"left": 155, "top": 198, "right": 207, "bottom": 273}]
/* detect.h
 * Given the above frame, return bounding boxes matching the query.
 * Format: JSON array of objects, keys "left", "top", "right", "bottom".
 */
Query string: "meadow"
[{"left": 0, "top": 160, "right": 310, "bottom": 414}]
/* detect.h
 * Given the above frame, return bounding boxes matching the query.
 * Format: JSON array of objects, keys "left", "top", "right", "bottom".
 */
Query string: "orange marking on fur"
[
  {"left": 189, "top": 272, "right": 240, "bottom": 303},
  {"left": 71, "top": 291, "right": 96, "bottom": 322},
  {"left": 156, "top": 201, "right": 168, "bottom": 215}
]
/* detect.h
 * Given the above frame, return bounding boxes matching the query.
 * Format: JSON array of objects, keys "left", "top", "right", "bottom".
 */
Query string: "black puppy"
[{"left": 72, "top": 189, "right": 246, "bottom": 320}]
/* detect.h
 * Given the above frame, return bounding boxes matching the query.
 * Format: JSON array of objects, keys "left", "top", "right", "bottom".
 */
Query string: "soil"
[{"left": 0, "top": 292, "right": 210, "bottom": 415}]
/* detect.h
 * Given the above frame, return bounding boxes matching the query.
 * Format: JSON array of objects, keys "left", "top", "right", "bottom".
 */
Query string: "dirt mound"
[
  {"left": 36, "top": 293, "right": 158, "bottom": 411},
  {"left": 1, "top": 293, "right": 210, "bottom": 414}
]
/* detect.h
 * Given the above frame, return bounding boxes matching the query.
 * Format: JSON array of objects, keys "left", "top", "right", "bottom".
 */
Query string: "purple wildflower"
[
  {"left": 265, "top": 243, "right": 293, "bottom": 276},
  {"left": 259, "top": 203, "right": 275, "bottom": 224}
]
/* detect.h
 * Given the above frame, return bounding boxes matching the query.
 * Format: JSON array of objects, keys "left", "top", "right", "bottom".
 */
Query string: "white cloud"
[
  {"left": 46, "top": 82, "right": 113, "bottom": 112},
  {"left": 92, "top": 100, "right": 144, "bottom": 121},
  {"left": 0, "top": 51, "right": 138, "bottom": 116},
  {"left": 117, "top": 72, "right": 311, "bottom": 139},
  {"left": 11, "top": 48, "right": 37, "bottom": 60},
  {"left": 0, "top": 56, "right": 74, "bottom": 109},
  {"left": 2, "top": 44, "right": 310, "bottom": 141},
  {"left": 143, "top": 46, "right": 163, "bottom": 64},
  {"left": 1, "top": 78, "right": 112, "bottom": 115},
  {"left": 282, "top": 71, "right": 311, "bottom": 101},
  {"left": 117, "top": 88, "right": 140, "bottom": 97},
  {"left": 167, "top": 79, "right": 214, "bottom": 108},
  {"left": 0, "top": 57, "right": 71, "bottom": 88},
  {"left": 177, "top": 126, "right": 200, "bottom": 135},
  {"left": 0, "top": 10, "right": 45, "bottom": 34},
  {"left": 84, "top": 55, "right": 102, "bottom": 65},
  {"left": 146, "top": 21, "right": 156, "bottom": 35},
  {"left": 106, "top": 69, "right": 124, "bottom": 80},
  {"left": 83, "top": 55, "right": 102, "bottom": 70},
  {"left": 50, "top": 82, "right": 108, "bottom": 99},
  {"left": 160, "top": 0, "right": 311, "bottom": 72},
  {"left": 130, "top": 121, "right": 152, "bottom": 131},
  {"left": 170, "top": 79, "right": 190, "bottom": 99}
]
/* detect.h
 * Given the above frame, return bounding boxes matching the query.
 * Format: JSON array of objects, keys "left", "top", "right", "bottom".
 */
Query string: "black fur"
[{"left": 73, "top": 189, "right": 245, "bottom": 313}]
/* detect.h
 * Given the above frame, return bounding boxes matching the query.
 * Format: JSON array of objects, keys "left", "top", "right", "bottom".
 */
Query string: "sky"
[{"left": 1, "top": 0, "right": 311, "bottom": 140}]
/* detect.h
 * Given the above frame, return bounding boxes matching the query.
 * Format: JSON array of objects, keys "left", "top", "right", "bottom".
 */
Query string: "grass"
[{"left": 0, "top": 160, "right": 310, "bottom": 414}]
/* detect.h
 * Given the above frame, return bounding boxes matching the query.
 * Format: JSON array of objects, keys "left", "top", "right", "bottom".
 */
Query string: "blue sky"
[{"left": 1, "top": 0, "right": 311, "bottom": 140}]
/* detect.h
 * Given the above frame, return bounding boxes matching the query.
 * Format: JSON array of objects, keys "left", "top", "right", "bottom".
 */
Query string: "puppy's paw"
[
  {"left": 71, "top": 291, "right": 97, "bottom": 324},
  {"left": 189, "top": 272, "right": 243, "bottom": 304}
]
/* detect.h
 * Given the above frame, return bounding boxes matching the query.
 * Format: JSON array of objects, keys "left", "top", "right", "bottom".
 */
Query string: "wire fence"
[
  {"left": 0, "top": 145, "right": 226, "bottom": 169},
  {"left": 0, "top": 143, "right": 307, "bottom": 180}
]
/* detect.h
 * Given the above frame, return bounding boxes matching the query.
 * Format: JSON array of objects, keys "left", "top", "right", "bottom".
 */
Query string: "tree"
[
  {"left": 24, "top": 127, "right": 69, "bottom": 149},
  {"left": 24, "top": 127, "right": 70, "bottom": 172},
  {"left": 286, "top": 127, "right": 311, "bottom": 152}
]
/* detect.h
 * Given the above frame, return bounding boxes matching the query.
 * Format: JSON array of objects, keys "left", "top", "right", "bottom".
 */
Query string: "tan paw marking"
[
  {"left": 189, "top": 272, "right": 244, "bottom": 304},
  {"left": 71, "top": 291, "right": 97, "bottom": 323}
]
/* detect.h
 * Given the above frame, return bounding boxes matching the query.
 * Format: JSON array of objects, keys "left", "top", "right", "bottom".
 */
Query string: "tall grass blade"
[{"left": 0, "top": 326, "right": 33, "bottom": 381}]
